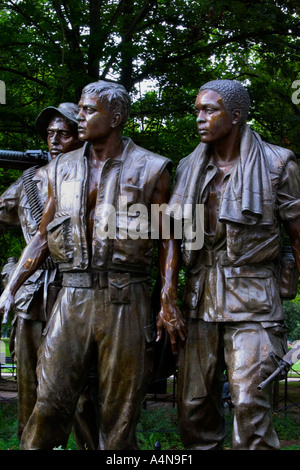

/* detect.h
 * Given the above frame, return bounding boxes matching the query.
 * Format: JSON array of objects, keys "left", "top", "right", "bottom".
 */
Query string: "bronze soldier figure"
[
  {"left": 157, "top": 79, "right": 300, "bottom": 450},
  {"left": 0, "top": 103, "right": 82, "bottom": 441},
  {"left": 0, "top": 81, "right": 178, "bottom": 450}
]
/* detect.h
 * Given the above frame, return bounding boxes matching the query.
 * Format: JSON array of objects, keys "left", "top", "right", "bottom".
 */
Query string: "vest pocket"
[
  {"left": 47, "top": 214, "right": 73, "bottom": 263},
  {"left": 224, "top": 266, "right": 272, "bottom": 313}
]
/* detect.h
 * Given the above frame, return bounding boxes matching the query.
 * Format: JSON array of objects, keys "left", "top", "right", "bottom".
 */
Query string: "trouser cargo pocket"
[{"left": 108, "top": 272, "right": 131, "bottom": 303}]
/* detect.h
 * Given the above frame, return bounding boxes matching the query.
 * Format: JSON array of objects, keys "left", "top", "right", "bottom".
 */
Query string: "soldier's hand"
[
  {"left": 156, "top": 300, "right": 187, "bottom": 355},
  {"left": 0, "top": 288, "right": 14, "bottom": 324}
]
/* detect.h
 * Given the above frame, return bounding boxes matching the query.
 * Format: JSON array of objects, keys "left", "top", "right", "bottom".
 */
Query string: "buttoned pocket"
[
  {"left": 47, "top": 214, "right": 73, "bottom": 263},
  {"left": 224, "top": 266, "right": 272, "bottom": 313},
  {"left": 278, "top": 247, "right": 298, "bottom": 300},
  {"left": 108, "top": 272, "right": 131, "bottom": 303}
]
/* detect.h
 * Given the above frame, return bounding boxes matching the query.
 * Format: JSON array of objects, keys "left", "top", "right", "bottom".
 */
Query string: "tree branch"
[
  {"left": 122, "top": 0, "right": 157, "bottom": 42},
  {"left": 0, "top": 67, "right": 49, "bottom": 88},
  {"left": 133, "top": 27, "right": 300, "bottom": 85},
  {"left": 6, "top": 0, "right": 59, "bottom": 49},
  {"left": 100, "top": 0, "right": 157, "bottom": 81}
]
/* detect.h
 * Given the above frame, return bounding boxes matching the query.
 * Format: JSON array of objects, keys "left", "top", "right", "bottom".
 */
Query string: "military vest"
[{"left": 46, "top": 138, "right": 171, "bottom": 273}]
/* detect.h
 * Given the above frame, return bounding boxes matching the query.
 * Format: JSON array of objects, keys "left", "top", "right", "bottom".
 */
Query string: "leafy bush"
[{"left": 283, "top": 297, "right": 300, "bottom": 341}]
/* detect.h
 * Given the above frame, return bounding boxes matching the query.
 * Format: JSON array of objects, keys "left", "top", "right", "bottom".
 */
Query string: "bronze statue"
[
  {"left": 158, "top": 79, "right": 300, "bottom": 450},
  {"left": 0, "top": 103, "right": 82, "bottom": 441},
  {"left": 0, "top": 103, "right": 101, "bottom": 450},
  {"left": 0, "top": 81, "right": 175, "bottom": 450},
  {"left": 36, "top": 104, "right": 99, "bottom": 451}
]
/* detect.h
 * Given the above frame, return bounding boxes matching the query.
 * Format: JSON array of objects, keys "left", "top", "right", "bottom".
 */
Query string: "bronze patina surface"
[
  {"left": 0, "top": 81, "right": 179, "bottom": 450},
  {"left": 158, "top": 79, "right": 300, "bottom": 450}
]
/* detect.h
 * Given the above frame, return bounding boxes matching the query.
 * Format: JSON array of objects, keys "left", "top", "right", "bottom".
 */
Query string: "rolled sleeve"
[
  {"left": 0, "top": 178, "right": 22, "bottom": 229},
  {"left": 277, "top": 159, "right": 300, "bottom": 222}
]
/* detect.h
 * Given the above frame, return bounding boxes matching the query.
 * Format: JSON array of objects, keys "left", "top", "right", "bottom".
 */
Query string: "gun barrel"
[
  {"left": 0, "top": 149, "right": 50, "bottom": 170},
  {"left": 257, "top": 367, "right": 282, "bottom": 391},
  {"left": 0, "top": 150, "right": 26, "bottom": 160},
  {"left": 258, "top": 341, "right": 300, "bottom": 391}
]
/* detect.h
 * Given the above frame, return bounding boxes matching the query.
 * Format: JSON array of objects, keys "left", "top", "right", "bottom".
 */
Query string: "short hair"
[
  {"left": 199, "top": 79, "right": 250, "bottom": 125},
  {"left": 81, "top": 80, "right": 131, "bottom": 126}
]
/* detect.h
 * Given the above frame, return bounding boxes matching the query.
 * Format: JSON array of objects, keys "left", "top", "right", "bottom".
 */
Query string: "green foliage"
[
  {"left": 0, "top": 1, "right": 300, "bottom": 285},
  {"left": 0, "top": 0, "right": 300, "bottom": 157},
  {"left": 283, "top": 297, "right": 300, "bottom": 341},
  {"left": 137, "top": 407, "right": 184, "bottom": 450},
  {"left": 0, "top": 404, "right": 19, "bottom": 450},
  {"left": 0, "top": 402, "right": 299, "bottom": 450},
  {"left": 273, "top": 412, "right": 300, "bottom": 443}
]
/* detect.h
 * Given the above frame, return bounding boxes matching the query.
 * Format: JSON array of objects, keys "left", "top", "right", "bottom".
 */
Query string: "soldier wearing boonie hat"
[
  {"left": 35, "top": 103, "right": 82, "bottom": 159},
  {"left": 0, "top": 102, "right": 98, "bottom": 449},
  {"left": 35, "top": 102, "right": 80, "bottom": 143}
]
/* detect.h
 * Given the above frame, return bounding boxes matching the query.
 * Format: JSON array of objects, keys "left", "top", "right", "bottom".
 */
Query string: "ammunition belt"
[
  {"left": 22, "top": 166, "right": 57, "bottom": 271},
  {"left": 22, "top": 166, "right": 44, "bottom": 226}
]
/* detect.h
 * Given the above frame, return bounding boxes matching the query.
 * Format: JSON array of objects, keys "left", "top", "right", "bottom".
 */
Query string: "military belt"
[{"left": 62, "top": 271, "right": 148, "bottom": 288}]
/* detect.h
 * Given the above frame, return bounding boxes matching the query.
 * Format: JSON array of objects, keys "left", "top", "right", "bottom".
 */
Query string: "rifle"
[
  {"left": 0, "top": 149, "right": 50, "bottom": 170},
  {"left": 257, "top": 340, "right": 300, "bottom": 391}
]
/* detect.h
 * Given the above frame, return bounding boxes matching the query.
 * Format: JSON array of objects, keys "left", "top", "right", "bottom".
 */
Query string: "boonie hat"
[{"left": 35, "top": 102, "right": 79, "bottom": 142}]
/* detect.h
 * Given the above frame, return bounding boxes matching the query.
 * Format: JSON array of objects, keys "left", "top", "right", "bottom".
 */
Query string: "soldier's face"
[
  {"left": 47, "top": 117, "right": 80, "bottom": 159},
  {"left": 77, "top": 94, "right": 115, "bottom": 142},
  {"left": 194, "top": 90, "right": 234, "bottom": 144}
]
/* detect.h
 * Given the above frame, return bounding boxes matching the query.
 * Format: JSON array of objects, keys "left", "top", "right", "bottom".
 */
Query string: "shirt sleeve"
[
  {"left": 0, "top": 178, "right": 22, "bottom": 230},
  {"left": 277, "top": 158, "right": 300, "bottom": 221}
]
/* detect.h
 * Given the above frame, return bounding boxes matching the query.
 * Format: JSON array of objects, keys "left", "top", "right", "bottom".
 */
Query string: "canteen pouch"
[{"left": 278, "top": 247, "right": 298, "bottom": 300}]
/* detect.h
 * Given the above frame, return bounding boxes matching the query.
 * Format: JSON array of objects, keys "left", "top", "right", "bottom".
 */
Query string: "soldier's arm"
[
  {"left": 284, "top": 217, "right": 300, "bottom": 273},
  {"left": 0, "top": 183, "right": 55, "bottom": 322},
  {"left": 151, "top": 169, "right": 187, "bottom": 355},
  {"left": 0, "top": 178, "right": 22, "bottom": 232},
  {"left": 277, "top": 157, "right": 300, "bottom": 274}
]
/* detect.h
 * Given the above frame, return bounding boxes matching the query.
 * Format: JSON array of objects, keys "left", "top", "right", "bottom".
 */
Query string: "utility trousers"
[
  {"left": 15, "top": 317, "right": 44, "bottom": 441},
  {"left": 177, "top": 319, "right": 287, "bottom": 450},
  {"left": 20, "top": 279, "right": 155, "bottom": 450}
]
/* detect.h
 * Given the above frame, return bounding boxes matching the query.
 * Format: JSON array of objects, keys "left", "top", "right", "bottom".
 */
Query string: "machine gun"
[
  {"left": 0, "top": 149, "right": 50, "bottom": 170},
  {"left": 257, "top": 340, "right": 300, "bottom": 391}
]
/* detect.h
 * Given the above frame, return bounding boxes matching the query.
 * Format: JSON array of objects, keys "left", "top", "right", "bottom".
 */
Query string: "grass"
[
  {"left": 1, "top": 338, "right": 10, "bottom": 356},
  {"left": 0, "top": 402, "right": 19, "bottom": 450},
  {"left": 293, "top": 361, "right": 300, "bottom": 371},
  {"left": 0, "top": 342, "right": 299, "bottom": 451},
  {"left": 0, "top": 397, "right": 299, "bottom": 451},
  {"left": 288, "top": 361, "right": 300, "bottom": 381},
  {"left": 137, "top": 406, "right": 184, "bottom": 450}
]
